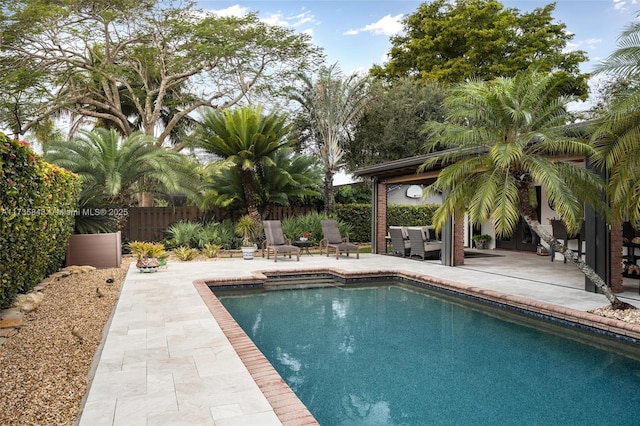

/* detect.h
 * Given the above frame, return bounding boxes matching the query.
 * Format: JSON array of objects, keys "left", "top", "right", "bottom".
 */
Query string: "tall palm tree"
[
  {"left": 289, "top": 63, "right": 371, "bottom": 213},
  {"left": 591, "top": 19, "right": 640, "bottom": 226},
  {"left": 45, "top": 128, "right": 201, "bottom": 209},
  {"left": 420, "top": 68, "right": 632, "bottom": 309},
  {"left": 195, "top": 105, "right": 293, "bottom": 221}
]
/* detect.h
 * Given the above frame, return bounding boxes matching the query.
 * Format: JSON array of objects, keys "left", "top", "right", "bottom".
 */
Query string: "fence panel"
[{"left": 121, "top": 206, "right": 316, "bottom": 242}]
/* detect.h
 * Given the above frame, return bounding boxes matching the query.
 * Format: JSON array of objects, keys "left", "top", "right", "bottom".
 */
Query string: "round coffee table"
[{"left": 294, "top": 240, "right": 313, "bottom": 255}]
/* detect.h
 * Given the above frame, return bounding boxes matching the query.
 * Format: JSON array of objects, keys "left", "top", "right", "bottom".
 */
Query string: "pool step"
[{"left": 265, "top": 276, "right": 344, "bottom": 290}]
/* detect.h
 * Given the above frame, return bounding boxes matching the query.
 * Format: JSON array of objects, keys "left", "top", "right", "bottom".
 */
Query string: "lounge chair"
[
  {"left": 320, "top": 220, "right": 359, "bottom": 259},
  {"left": 389, "top": 226, "right": 410, "bottom": 257},
  {"left": 407, "top": 226, "right": 441, "bottom": 260},
  {"left": 262, "top": 220, "right": 300, "bottom": 262}
]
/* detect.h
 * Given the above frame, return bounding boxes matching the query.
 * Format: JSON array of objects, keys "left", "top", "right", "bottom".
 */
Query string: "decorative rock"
[
  {"left": 0, "top": 327, "right": 18, "bottom": 337},
  {"left": 0, "top": 318, "right": 24, "bottom": 329},
  {"left": 12, "top": 292, "right": 45, "bottom": 313},
  {"left": 62, "top": 265, "right": 97, "bottom": 274},
  {"left": 50, "top": 270, "right": 71, "bottom": 279},
  {"left": 0, "top": 308, "right": 24, "bottom": 321}
]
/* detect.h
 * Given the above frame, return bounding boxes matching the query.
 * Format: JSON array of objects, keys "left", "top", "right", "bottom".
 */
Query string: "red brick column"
[
  {"left": 453, "top": 213, "right": 465, "bottom": 266},
  {"left": 375, "top": 180, "right": 388, "bottom": 254},
  {"left": 610, "top": 224, "right": 624, "bottom": 292}
]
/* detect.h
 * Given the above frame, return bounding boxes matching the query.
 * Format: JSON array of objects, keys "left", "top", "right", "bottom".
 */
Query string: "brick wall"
[{"left": 375, "top": 180, "right": 387, "bottom": 254}]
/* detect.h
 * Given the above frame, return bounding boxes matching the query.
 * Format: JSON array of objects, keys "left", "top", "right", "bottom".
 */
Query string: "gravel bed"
[
  {"left": 589, "top": 305, "right": 640, "bottom": 324},
  {"left": 0, "top": 255, "right": 638, "bottom": 425},
  {"left": 0, "top": 259, "right": 131, "bottom": 426}
]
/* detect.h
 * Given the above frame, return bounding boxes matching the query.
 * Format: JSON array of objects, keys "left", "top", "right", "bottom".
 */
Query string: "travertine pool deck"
[{"left": 77, "top": 250, "right": 640, "bottom": 425}]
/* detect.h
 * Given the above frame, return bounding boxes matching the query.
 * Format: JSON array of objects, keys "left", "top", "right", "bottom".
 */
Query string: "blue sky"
[{"left": 197, "top": 0, "right": 639, "bottom": 78}]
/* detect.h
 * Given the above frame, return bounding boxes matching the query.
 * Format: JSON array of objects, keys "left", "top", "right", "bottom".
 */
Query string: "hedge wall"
[
  {"left": 0, "top": 133, "right": 80, "bottom": 309},
  {"left": 334, "top": 203, "right": 371, "bottom": 242},
  {"left": 387, "top": 204, "right": 439, "bottom": 228},
  {"left": 333, "top": 203, "right": 440, "bottom": 243}
]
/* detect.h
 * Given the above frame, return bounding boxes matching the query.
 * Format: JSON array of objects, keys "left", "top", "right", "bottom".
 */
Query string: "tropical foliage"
[
  {"left": 201, "top": 147, "right": 322, "bottom": 217},
  {"left": 165, "top": 219, "right": 237, "bottom": 250},
  {"left": 289, "top": 63, "right": 371, "bottom": 213},
  {"left": 420, "top": 68, "right": 630, "bottom": 309},
  {"left": 591, "top": 17, "right": 640, "bottom": 226},
  {"left": 195, "top": 105, "right": 294, "bottom": 221},
  {"left": 44, "top": 129, "right": 201, "bottom": 223}
]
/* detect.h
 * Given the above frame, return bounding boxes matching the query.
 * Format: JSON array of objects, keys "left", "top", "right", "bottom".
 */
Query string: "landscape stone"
[{"left": 0, "top": 318, "right": 24, "bottom": 329}]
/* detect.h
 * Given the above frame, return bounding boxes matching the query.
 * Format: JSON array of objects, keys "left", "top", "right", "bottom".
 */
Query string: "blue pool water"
[{"left": 219, "top": 284, "right": 640, "bottom": 425}]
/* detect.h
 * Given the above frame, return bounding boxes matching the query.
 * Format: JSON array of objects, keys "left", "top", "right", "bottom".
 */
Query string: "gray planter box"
[{"left": 66, "top": 231, "right": 122, "bottom": 268}]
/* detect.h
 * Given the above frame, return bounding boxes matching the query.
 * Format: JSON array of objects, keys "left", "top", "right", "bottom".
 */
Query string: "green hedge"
[
  {"left": 387, "top": 204, "right": 439, "bottom": 229},
  {"left": 334, "top": 203, "right": 371, "bottom": 242},
  {"left": 0, "top": 133, "right": 80, "bottom": 309},
  {"left": 333, "top": 203, "right": 440, "bottom": 242}
]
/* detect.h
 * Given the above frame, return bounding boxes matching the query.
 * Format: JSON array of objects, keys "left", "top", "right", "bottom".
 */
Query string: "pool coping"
[{"left": 194, "top": 266, "right": 640, "bottom": 425}]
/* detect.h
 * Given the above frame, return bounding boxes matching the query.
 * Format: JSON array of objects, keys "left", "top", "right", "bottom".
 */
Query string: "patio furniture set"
[
  {"left": 262, "top": 219, "right": 359, "bottom": 262},
  {"left": 389, "top": 225, "right": 442, "bottom": 260}
]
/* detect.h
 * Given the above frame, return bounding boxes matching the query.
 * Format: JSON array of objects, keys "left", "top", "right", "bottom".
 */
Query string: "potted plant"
[
  {"left": 127, "top": 241, "right": 160, "bottom": 272},
  {"left": 472, "top": 234, "right": 492, "bottom": 249},
  {"left": 235, "top": 215, "right": 259, "bottom": 260},
  {"left": 300, "top": 232, "right": 312, "bottom": 241}
]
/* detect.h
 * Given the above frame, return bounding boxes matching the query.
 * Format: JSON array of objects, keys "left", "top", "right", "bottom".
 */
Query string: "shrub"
[
  {"left": 281, "top": 211, "right": 332, "bottom": 244},
  {"left": 334, "top": 203, "right": 370, "bottom": 242},
  {"left": 173, "top": 246, "right": 199, "bottom": 261},
  {"left": 387, "top": 204, "right": 438, "bottom": 228},
  {"left": 202, "top": 243, "right": 221, "bottom": 258},
  {"left": 0, "top": 133, "right": 80, "bottom": 309},
  {"left": 165, "top": 220, "right": 203, "bottom": 248}
]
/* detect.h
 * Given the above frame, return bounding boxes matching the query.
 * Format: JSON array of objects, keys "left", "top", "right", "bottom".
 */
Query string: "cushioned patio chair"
[
  {"left": 407, "top": 226, "right": 441, "bottom": 260},
  {"left": 389, "top": 226, "right": 410, "bottom": 257},
  {"left": 262, "top": 220, "right": 300, "bottom": 262},
  {"left": 320, "top": 220, "right": 359, "bottom": 259}
]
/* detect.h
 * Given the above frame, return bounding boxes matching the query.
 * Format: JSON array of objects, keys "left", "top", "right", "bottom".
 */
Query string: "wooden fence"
[{"left": 121, "top": 205, "right": 316, "bottom": 242}]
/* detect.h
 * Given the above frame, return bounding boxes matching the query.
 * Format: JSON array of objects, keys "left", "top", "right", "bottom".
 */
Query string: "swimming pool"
[{"left": 218, "top": 281, "right": 640, "bottom": 425}]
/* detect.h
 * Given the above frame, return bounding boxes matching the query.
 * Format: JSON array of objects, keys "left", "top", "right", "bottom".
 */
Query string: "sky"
[
  {"left": 196, "top": 0, "right": 639, "bottom": 183},
  {"left": 196, "top": 0, "right": 639, "bottom": 80}
]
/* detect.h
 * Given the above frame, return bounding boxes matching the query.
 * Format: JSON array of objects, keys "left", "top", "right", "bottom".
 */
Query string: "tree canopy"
[
  {"left": 346, "top": 78, "right": 446, "bottom": 171},
  {"left": 371, "top": 0, "right": 588, "bottom": 97},
  {"left": 0, "top": 0, "right": 321, "bottom": 145}
]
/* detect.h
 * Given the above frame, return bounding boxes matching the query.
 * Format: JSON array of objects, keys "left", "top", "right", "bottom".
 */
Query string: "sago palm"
[
  {"left": 195, "top": 105, "right": 292, "bottom": 221},
  {"left": 591, "top": 19, "right": 640, "bottom": 226},
  {"left": 420, "top": 68, "right": 631, "bottom": 309}
]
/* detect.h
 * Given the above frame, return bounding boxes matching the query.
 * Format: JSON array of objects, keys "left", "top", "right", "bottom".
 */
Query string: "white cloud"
[
  {"left": 344, "top": 14, "right": 404, "bottom": 36},
  {"left": 261, "top": 12, "right": 290, "bottom": 27},
  {"left": 291, "top": 11, "right": 315, "bottom": 28},
  {"left": 209, "top": 5, "right": 249, "bottom": 17},
  {"left": 612, "top": 0, "right": 639, "bottom": 11}
]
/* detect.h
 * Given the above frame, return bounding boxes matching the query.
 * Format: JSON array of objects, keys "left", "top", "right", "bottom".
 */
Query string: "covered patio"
[{"left": 355, "top": 153, "right": 629, "bottom": 295}]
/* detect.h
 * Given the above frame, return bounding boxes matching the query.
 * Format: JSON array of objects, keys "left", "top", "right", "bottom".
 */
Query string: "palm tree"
[
  {"left": 200, "top": 148, "right": 322, "bottom": 218},
  {"left": 591, "top": 19, "right": 640, "bottom": 226},
  {"left": 420, "top": 68, "right": 632, "bottom": 310},
  {"left": 194, "top": 105, "right": 293, "bottom": 221},
  {"left": 45, "top": 128, "right": 201, "bottom": 209},
  {"left": 289, "top": 63, "right": 371, "bottom": 213}
]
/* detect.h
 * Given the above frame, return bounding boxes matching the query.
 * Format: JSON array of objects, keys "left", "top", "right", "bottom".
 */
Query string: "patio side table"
[{"left": 294, "top": 240, "right": 313, "bottom": 255}]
